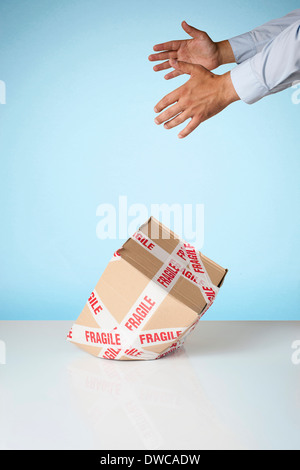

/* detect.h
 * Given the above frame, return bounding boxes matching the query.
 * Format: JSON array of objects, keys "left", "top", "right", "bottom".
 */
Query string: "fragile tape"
[
  {"left": 68, "top": 323, "right": 177, "bottom": 360},
  {"left": 69, "top": 323, "right": 187, "bottom": 350},
  {"left": 86, "top": 289, "right": 118, "bottom": 331}
]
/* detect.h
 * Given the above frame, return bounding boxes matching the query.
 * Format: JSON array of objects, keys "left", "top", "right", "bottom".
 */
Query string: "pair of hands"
[{"left": 149, "top": 21, "right": 239, "bottom": 138}]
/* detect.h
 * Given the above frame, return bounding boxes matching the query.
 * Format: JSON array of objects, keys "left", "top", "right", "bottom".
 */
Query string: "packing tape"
[
  {"left": 86, "top": 289, "right": 118, "bottom": 331},
  {"left": 69, "top": 323, "right": 187, "bottom": 357},
  {"left": 67, "top": 325, "right": 159, "bottom": 360},
  {"left": 110, "top": 250, "right": 121, "bottom": 262}
]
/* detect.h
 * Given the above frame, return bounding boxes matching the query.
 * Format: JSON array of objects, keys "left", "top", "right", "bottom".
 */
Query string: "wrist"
[
  {"left": 216, "top": 40, "right": 235, "bottom": 66},
  {"left": 217, "top": 71, "right": 240, "bottom": 107}
]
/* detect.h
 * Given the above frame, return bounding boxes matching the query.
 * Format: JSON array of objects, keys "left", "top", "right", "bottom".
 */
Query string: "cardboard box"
[{"left": 67, "top": 217, "right": 227, "bottom": 360}]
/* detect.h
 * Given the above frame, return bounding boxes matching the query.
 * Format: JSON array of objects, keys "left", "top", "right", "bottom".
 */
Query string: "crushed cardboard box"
[{"left": 67, "top": 217, "right": 227, "bottom": 360}]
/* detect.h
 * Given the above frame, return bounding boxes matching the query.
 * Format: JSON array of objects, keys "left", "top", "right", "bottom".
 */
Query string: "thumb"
[
  {"left": 169, "top": 59, "right": 194, "bottom": 75},
  {"left": 181, "top": 20, "right": 204, "bottom": 38}
]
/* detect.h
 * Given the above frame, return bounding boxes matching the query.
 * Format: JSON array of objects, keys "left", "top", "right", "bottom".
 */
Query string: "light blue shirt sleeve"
[
  {"left": 230, "top": 21, "right": 300, "bottom": 104},
  {"left": 229, "top": 9, "right": 300, "bottom": 64}
]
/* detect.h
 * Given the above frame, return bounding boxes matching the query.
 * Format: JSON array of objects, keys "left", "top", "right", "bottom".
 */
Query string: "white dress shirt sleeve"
[
  {"left": 228, "top": 9, "right": 300, "bottom": 64},
  {"left": 230, "top": 21, "right": 300, "bottom": 104}
]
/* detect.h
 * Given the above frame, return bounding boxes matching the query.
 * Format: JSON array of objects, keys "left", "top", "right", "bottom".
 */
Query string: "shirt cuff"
[
  {"left": 230, "top": 59, "right": 269, "bottom": 104},
  {"left": 228, "top": 32, "right": 257, "bottom": 63}
]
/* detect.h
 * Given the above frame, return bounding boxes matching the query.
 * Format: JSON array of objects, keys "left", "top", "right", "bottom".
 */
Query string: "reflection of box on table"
[{"left": 67, "top": 217, "right": 227, "bottom": 360}]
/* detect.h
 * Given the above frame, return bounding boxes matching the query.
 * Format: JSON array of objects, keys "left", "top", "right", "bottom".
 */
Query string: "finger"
[
  {"left": 163, "top": 112, "right": 189, "bottom": 130},
  {"left": 154, "top": 89, "right": 179, "bottom": 113},
  {"left": 153, "top": 40, "right": 181, "bottom": 52},
  {"left": 169, "top": 58, "right": 194, "bottom": 75},
  {"left": 178, "top": 117, "right": 201, "bottom": 138},
  {"left": 154, "top": 103, "right": 182, "bottom": 125},
  {"left": 164, "top": 70, "right": 183, "bottom": 80},
  {"left": 181, "top": 21, "right": 203, "bottom": 39},
  {"left": 148, "top": 51, "right": 177, "bottom": 62},
  {"left": 153, "top": 60, "right": 172, "bottom": 72}
]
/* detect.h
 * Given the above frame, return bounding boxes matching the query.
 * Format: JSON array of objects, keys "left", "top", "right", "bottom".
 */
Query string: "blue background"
[{"left": 0, "top": 0, "right": 299, "bottom": 320}]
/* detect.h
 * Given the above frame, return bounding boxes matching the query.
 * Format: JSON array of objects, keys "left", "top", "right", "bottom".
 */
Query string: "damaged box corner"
[{"left": 66, "top": 216, "right": 228, "bottom": 360}]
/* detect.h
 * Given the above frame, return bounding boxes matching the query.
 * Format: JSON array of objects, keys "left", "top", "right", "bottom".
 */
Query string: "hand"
[
  {"left": 154, "top": 59, "right": 240, "bottom": 138},
  {"left": 148, "top": 21, "right": 234, "bottom": 80}
]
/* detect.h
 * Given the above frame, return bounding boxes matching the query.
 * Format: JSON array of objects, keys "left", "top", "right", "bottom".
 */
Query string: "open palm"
[{"left": 149, "top": 21, "right": 220, "bottom": 79}]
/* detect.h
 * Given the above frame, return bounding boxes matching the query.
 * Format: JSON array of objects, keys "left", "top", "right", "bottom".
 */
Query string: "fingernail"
[
  {"left": 154, "top": 118, "right": 159, "bottom": 124},
  {"left": 154, "top": 107, "right": 158, "bottom": 113}
]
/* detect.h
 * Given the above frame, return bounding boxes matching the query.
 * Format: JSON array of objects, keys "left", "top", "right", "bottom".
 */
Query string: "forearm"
[
  {"left": 230, "top": 21, "right": 300, "bottom": 104},
  {"left": 228, "top": 9, "right": 300, "bottom": 64}
]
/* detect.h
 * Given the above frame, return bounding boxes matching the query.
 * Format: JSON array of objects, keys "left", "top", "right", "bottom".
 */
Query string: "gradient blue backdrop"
[{"left": 0, "top": 0, "right": 299, "bottom": 320}]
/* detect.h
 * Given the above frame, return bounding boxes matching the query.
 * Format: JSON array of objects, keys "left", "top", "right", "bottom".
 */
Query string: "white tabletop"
[{"left": 0, "top": 320, "right": 299, "bottom": 450}]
